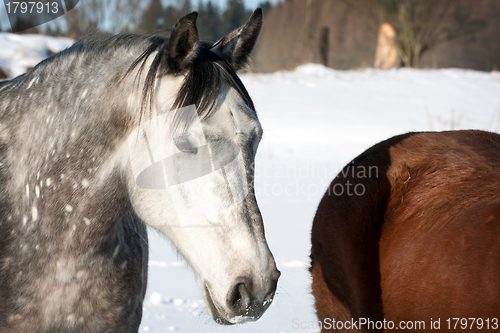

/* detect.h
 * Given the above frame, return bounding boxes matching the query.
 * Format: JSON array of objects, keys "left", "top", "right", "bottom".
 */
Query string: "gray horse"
[{"left": 0, "top": 9, "right": 279, "bottom": 332}]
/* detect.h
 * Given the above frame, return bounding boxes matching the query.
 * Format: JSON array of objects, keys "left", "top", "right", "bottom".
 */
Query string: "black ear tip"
[
  {"left": 253, "top": 8, "right": 263, "bottom": 19},
  {"left": 181, "top": 11, "right": 199, "bottom": 23},
  {"left": 246, "top": 8, "right": 263, "bottom": 27}
]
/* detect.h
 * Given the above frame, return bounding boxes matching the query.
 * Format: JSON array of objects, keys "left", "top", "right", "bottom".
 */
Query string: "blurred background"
[{"left": 1, "top": 0, "right": 500, "bottom": 77}]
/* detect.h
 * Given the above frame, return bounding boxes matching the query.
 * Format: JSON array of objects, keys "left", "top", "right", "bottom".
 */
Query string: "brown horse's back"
[{"left": 311, "top": 130, "right": 500, "bottom": 332}]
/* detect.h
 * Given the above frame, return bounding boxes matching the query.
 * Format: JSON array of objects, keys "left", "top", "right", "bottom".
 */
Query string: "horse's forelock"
[{"left": 125, "top": 37, "right": 255, "bottom": 133}]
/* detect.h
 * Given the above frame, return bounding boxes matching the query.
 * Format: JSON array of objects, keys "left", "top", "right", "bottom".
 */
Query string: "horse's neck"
[
  {"left": 3, "top": 148, "right": 131, "bottom": 242},
  {"left": 0, "top": 78, "right": 13, "bottom": 92},
  {"left": 0, "top": 42, "right": 157, "bottom": 250},
  {"left": 0, "top": 67, "right": 138, "bottom": 252}
]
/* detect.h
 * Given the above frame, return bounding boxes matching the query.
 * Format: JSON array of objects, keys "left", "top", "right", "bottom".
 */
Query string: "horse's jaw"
[{"left": 203, "top": 283, "right": 236, "bottom": 325}]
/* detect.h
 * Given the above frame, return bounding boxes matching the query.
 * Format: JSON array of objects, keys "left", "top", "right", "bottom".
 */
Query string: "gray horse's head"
[{"left": 123, "top": 9, "right": 280, "bottom": 324}]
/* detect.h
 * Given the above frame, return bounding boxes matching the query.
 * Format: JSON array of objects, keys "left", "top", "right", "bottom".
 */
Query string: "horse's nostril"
[
  {"left": 224, "top": 274, "right": 279, "bottom": 322},
  {"left": 229, "top": 282, "right": 252, "bottom": 310}
]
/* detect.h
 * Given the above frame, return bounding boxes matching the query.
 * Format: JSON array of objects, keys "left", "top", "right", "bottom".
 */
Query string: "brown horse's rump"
[{"left": 311, "top": 130, "right": 500, "bottom": 332}]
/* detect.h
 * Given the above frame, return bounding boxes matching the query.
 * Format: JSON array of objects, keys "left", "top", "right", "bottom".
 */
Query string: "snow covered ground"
[
  {"left": 0, "top": 33, "right": 73, "bottom": 78},
  {"left": 2, "top": 34, "right": 500, "bottom": 333},
  {"left": 142, "top": 65, "right": 500, "bottom": 333}
]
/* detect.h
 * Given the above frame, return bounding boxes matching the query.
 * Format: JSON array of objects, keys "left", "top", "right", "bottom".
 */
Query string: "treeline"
[
  {"left": 3, "top": 0, "right": 272, "bottom": 42},
  {"left": 253, "top": 0, "right": 500, "bottom": 71},
  {"left": 140, "top": 0, "right": 271, "bottom": 42}
]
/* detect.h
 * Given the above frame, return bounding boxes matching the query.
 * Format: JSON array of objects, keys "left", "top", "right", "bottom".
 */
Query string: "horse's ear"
[
  {"left": 165, "top": 12, "right": 199, "bottom": 73},
  {"left": 211, "top": 8, "right": 263, "bottom": 71}
]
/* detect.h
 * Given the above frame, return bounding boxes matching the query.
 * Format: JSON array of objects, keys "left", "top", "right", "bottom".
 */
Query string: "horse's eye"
[{"left": 173, "top": 134, "right": 198, "bottom": 154}]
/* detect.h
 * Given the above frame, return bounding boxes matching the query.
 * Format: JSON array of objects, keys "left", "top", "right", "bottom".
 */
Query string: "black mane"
[
  {"left": 126, "top": 36, "right": 255, "bottom": 122},
  {"left": 1, "top": 31, "right": 255, "bottom": 126}
]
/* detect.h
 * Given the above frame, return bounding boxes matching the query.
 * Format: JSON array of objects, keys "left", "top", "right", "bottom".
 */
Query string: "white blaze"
[{"left": 128, "top": 105, "right": 248, "bottom": 227}]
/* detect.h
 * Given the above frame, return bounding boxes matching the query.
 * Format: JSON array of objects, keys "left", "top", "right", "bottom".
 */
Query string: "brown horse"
[{"left": 310, "top": 130, "right": 500, "bottom": 332}]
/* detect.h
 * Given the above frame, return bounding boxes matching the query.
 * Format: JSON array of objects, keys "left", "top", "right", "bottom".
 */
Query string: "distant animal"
[
  {"left": 0, "top": 8, "right": 279, "bottom": 333},
  {"left": 310, "top": 130, "right": 500, "bottom": 332}
]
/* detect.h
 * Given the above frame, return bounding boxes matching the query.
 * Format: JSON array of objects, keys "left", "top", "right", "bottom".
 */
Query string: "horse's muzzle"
[{"left": 203, "top": 269, "right": 280, "bottom": 325}]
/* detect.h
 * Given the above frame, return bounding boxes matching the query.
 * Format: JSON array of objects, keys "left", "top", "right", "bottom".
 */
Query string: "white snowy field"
[
  {"left": 141, "top": 65, "right": 500, "bottom": 333},
  {"left": 0, "top": 33, "right": 74, "bottom": 78},
  {"left": 1, "top": 34, "right": 500, "bottom": 333}
]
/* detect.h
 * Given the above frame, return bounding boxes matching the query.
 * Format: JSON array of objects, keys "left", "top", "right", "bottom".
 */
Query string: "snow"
[
  {"left": 150, "top": 292, "right": 163, "bottom": 305},
  {"left": 0, "top": 33, "right": 74, "bottom": 78},
  {"left": 142, "top": 64, "right": 500, "bottom": 333},
  {"left": 2, "top": 35, "right": 500, "bottom": 332}
]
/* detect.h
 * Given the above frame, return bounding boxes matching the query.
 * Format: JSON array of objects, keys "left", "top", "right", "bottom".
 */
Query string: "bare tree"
[
  {"left": 381, "top": 0, "right": 487, "bottom": 67},
  {"left": 342, "top": 0, "right": 488, "bottom": 68},
  {"left": 108, "top": 0, "right": 144, "bottom": 33},
  {"left": 65, "top": 0, "right": 105, "bottom": 38},
  {"left": 65, "top": 0, "right": 144, "bottom": 38},
  {"left": 139, "top": 0, "right": 163, "bottom": 33},
  {"left": 197, "top": 1, "right": 221, "bottom": 42}
]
